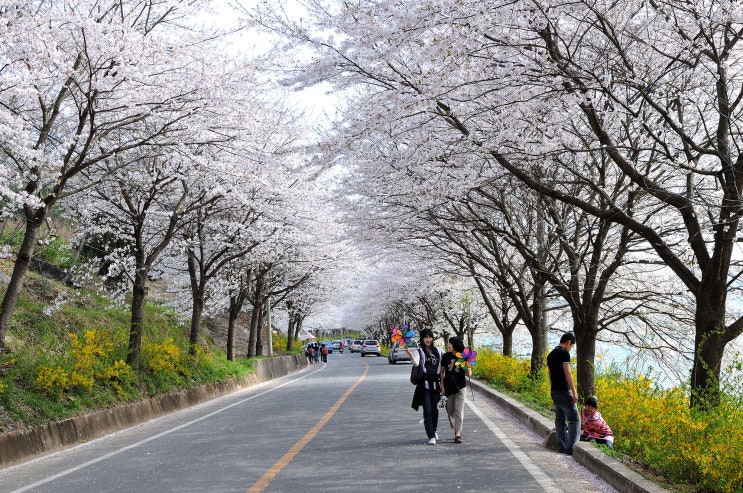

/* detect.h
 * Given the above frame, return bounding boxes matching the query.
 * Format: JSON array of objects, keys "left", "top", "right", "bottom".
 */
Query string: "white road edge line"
[
  {"left": 4, "top": 365, "right": 326, "bottom": 493},
  {"left": 466, "top": 398, "right": 563, "bottom": 493}
]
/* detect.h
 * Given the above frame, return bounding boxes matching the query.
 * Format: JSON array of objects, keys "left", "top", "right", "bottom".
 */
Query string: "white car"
[{"left": 360, "top": 340, "right": 381, "bottom": 357}]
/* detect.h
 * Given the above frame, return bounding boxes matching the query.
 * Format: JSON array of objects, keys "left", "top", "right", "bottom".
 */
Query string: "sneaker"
[
  {"left": 435, "top": 432, "right": 439, "bottom": 440},
  {"left": 454, "top": 436, "right": 463, "bottom": 444},
  {"left": 428, "top": 437, "right": 436, "bottom": 445}
]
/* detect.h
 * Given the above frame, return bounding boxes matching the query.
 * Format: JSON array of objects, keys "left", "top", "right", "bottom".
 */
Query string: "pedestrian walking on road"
[
  {"left": 440, "top": 336, "right": 470, "bottom": 444},
  {"left": 306, "top": 345, "right": 315, "bottom": 365},
  {"left": 547, "top": 332, "right": 580, "bottom": 455},
  {"left": 407, "top": 328, "right": 444, "bottom": 445}
]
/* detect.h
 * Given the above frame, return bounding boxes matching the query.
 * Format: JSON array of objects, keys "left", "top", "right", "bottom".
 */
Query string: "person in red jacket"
[{"left": 580, "top": 396, "right": 614, "bottom": 448}]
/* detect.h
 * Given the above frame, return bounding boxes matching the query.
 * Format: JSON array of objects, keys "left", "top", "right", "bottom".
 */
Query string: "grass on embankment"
[{"left": 0, "top": 261, "right": 280, "bottom": 432}]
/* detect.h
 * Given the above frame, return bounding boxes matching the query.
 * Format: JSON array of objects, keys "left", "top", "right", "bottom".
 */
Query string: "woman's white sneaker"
[{"left": 428, "top": 437, "right": 436, "bottom": 445}]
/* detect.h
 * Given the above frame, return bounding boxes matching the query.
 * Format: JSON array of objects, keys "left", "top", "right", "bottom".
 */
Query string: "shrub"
[
  {"left": 34, "top": 366, "right": 70, "bottom": 398},
  {"left": 33, "top": 329, "right": 137, "bottom": 399},
  {"left": 102, "top": 360, "right": 138, "bottom": 398},
  {"left": 477, "top": 349, "right": 743, "bottom": 493},
  {"left": 142, "top": 338, "right": 185, "bottom": 385}
]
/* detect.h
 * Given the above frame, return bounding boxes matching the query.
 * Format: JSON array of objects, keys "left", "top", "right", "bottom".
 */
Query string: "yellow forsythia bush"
[
  {"left": 102, "top": 360, "right": 137, "bottom": 397},
  {"left": 473, "top": 348, "right": 551, "bottom": 405},
  {"left": 475, "top": 348, "right": 531, "bottom": 386},
  {"left": 477, "top": 350, "right": 743, "bottom": 493},
  {"left": 190, "top": 344, "right": 214, "bottom": 367},
  {"left": 596, "top": 375, "right": 743, "bottom": 493},
  {"left": 34, "top": 365, "right": 70, "bottom": 398},
  {"left": 34, "top": 329, "right": 136, "bottom": 398},
  {"left": 142, "top": 338, "right": 184, "bottom": 383}
]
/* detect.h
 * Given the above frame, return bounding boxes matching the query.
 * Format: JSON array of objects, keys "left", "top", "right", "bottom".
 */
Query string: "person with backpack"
[
  {"left": 306, "top": 345, "right": 315, "bottom": 365},
  {"left": 321, "top": 344, "right": 328, "bottom": 363}
]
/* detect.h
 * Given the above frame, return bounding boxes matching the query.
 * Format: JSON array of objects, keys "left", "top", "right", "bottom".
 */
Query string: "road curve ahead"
[{"left": 0, "top": 352, "right": 615, "bottom": 493}]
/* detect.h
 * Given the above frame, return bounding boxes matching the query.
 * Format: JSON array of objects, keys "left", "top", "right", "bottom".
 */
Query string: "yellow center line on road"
[{"left": 246, "top": 363, "right": 370, "bottom": 493}]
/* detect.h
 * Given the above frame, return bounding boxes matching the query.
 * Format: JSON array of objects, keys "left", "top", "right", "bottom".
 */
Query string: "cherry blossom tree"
[
  {"left": 248, "top": 0, "right": 743, "bottom": 407},
  {"left": 72, "top": 149, "right": 223, "bottom": 367},
  {"left": 0, "top": 0, "right": 225, "bottom": 357}
]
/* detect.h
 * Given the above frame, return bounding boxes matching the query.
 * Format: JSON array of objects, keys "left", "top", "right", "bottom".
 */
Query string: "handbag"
[{"left": 410, "top": 349, "right": 424, "bottom": 385}]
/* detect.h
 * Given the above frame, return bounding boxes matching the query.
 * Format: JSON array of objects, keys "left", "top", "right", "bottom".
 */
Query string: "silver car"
[
  {"left": 388, "top": 340, "right": 417, "bottom": 364},
  {"left": 360, "top": 339, "right": 381, "bottom": 357}
]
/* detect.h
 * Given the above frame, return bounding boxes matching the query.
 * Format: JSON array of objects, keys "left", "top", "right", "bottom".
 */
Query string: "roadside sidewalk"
[{"left": 470, "top": 379, "right": 667, "bottom": 493}]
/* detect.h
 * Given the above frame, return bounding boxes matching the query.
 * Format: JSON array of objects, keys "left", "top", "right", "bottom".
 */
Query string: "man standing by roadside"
[{"left": 547, "top": 332, "right": 579, "bottom": 455}]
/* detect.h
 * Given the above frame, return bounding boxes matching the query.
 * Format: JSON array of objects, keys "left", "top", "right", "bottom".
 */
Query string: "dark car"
[{"left": 360, "top": 339, "right": 381, "bottom": 357}]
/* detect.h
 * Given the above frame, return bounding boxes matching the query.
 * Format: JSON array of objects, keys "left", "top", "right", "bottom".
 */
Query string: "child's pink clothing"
[{"left": 580, "top": 408, "right": 613, "bottom": 441}]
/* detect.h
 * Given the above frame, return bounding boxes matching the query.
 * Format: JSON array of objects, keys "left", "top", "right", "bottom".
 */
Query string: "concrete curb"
[
  {"left": 469, "top": 379, "right": 667, "bottom": 493},
  {"left": 0, "top": 355, "right": 307, "bottom": 470}
]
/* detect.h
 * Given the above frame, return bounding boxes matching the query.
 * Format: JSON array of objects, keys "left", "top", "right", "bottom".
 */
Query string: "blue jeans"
[
  {"left": 551, "top": 390, "right": 580, "bottom": 452},
  {"left": 421, "top": 387, "right": 440, "bottom": 439}
]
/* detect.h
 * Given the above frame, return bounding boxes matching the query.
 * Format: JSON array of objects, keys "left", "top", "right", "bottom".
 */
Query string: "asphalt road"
[{"left": 0, "top": 351, "right": 616, "bottom": 493}]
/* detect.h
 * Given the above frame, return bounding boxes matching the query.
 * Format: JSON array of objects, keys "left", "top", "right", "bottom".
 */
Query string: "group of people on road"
[
  {"left": 304, "top": 343, "right": 328, "bottom": 364},
  {"left": 406, "top": 329, "right": 470, "bottom": 445},
  {"left": 405, "top": 329, "right": 613, "bottom": 451}
]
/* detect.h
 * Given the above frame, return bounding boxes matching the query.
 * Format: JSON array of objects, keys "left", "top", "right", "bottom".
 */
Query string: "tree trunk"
[
  {"left": 189, "top": 293, "right": 204, "bottom": 349},
  {"left": 247, "top": 277, "right": 264, "bottom": 358},
  {"left": 255, "top": 301, "right": 265, "bottom": 356},
  {"left": 574, "top": 326, "right": 596, "bottom": 400},
  {"left": 0, "top": 215, "right": 43, "bottom": 356},
  {"left": 293, "top": 314, "right": 303, "bottom": 343},
  {"left": 691, "top": 280, "right": 728, "bottom": 408},
  {"left": 227, "top": 299, "right": 238, "bottom": 362},
  {"left": 126, "top": 266, "right": 148, "bottom": 369},
  {"left": 187, "top": 251, "right": 204, "bottom": 352},
  {"left": 529, "top": 279, "right": 548, "bottom": 377},
  {"left": 286, "top": 316, "right": 296, "bottom": 351},
  {"left": 286, "top": 301, "right": 296, "bottom": 351},
  {"left": 502, "top": 330, "right": 513, "bottom": 356}
]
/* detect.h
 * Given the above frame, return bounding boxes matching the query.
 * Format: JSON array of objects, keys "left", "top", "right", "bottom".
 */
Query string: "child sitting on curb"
[{"left": 580, "top": 396, "right": 614, "bottom": 448}]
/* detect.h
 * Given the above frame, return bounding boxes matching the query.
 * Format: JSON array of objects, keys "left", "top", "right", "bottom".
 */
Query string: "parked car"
[
  {"left": 319, "top": 340, "right": 333, "bottom": 354},
  {"left": 350, "top": 340, "right": 364, "bottom": 353},
  {"left": 388, "top": 340, "right": 417, "bottom": 364},
  {"left": 360, "top": 339, "right": 381, "bottom": 357}
]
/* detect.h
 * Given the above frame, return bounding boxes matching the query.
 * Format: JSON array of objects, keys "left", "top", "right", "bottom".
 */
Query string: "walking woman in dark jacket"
[{"left": 406, "top": 328, "right": 445, "bottom": 444}]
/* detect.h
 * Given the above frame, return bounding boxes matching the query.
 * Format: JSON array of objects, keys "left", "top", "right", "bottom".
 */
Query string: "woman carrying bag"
[
  {"left": 440, "top": 336, "right": 470, "bottom": 443},
  {"left": 406, "top": 328, "right": 444, "bottom": 445}
]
